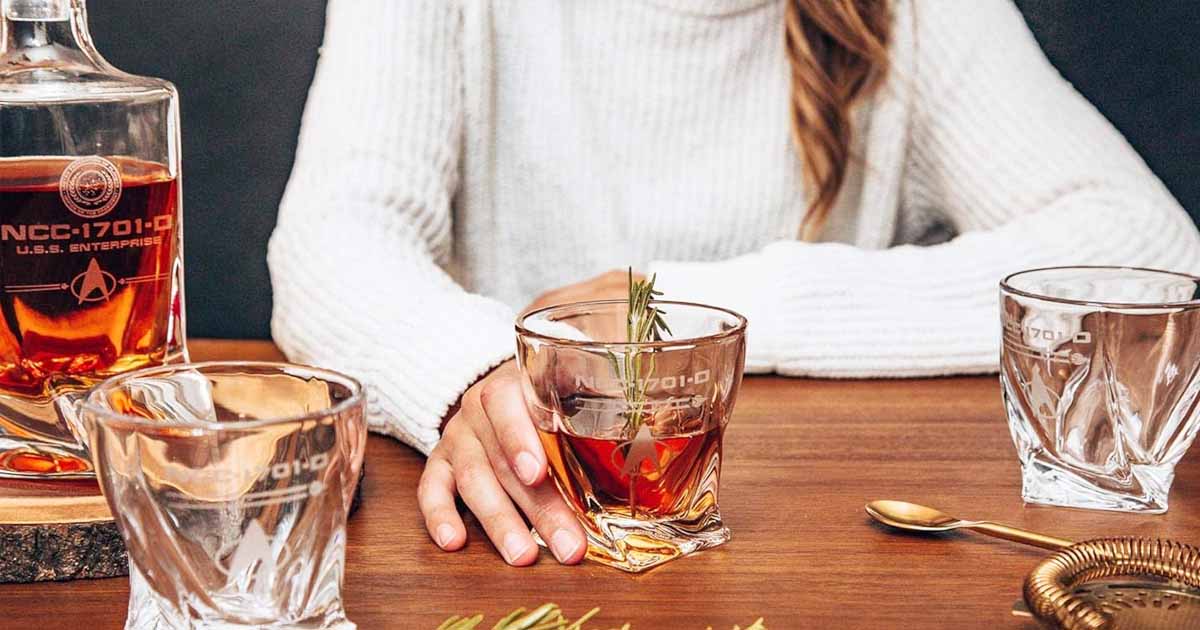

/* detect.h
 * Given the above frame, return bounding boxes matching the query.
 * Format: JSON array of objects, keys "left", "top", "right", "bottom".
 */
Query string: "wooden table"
[{"left": 2, "top": 339, "right": 1198, "bottom": 629}]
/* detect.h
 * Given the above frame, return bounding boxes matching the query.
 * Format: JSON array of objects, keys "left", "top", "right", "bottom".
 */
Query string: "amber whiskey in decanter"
[{"left": 0, "top": 0, "right": 186, "bottom": 477}]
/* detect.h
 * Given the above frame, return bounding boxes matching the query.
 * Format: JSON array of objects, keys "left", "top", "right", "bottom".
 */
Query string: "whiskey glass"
[
  {"left": 81, "top": 362, "right": 366, "bottom": 629},
  {"left": 1000, "top": 266, "right": 1200, "bottom": 513},
  {"left": 1, "top": 0, "right": 186, "bottom": 477},
  {"left": 517, "top": 301, "right": 746, "bottom": 572}
]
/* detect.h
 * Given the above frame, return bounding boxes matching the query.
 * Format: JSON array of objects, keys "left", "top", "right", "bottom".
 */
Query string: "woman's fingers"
[
  {"left": 450, "top": 434, "right": 540, "bottom": 566},
  {"left": 501, "top": 475, "right": 587, "bottom": 564},
  {"left": 480, "top": 374, "right": 547, "bottom": 486},
  {"left": 417, "top": 450, "right": 466, "bottom": 551},
  {"left": 470, "top": 400, "right": 587, "bottom": 566},
  {"left": 421, "top": 357, "right": 592, "bottom": 567}
]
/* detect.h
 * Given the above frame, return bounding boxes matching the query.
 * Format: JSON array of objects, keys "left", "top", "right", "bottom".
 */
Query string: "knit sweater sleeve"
[
  {"left": 649, "top": 0, "right": 1200, "bottom": 378},
  {"left": 267, "top": 0, "right": 515, "bottom": 453}
]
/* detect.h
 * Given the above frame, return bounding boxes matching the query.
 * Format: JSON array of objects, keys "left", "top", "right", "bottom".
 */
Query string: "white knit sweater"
[{"left": 268, "top": 0, "right": 1200, "bottom": 454}]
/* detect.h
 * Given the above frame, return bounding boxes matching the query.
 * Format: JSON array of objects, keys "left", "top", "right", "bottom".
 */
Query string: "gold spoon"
[{"left": 865, "top": 500, "right": 1073, "bottom": 551}]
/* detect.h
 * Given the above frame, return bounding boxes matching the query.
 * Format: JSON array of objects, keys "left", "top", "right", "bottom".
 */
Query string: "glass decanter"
[{"left": 0, "top": 0, "right": 186, "bottom": 478}]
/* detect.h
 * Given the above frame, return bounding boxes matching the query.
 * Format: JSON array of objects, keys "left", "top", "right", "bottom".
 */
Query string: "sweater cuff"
[
  {"left": 367, "top": 303, "right": 516, "bottom": 455},
  {"left": 647, "top": 254, "right": 775, "bottom": 373},
  {"left": 649, "top": 243, "right": 1000, "bottom": 378}
]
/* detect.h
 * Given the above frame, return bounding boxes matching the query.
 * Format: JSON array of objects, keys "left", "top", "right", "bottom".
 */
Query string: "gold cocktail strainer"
[
  {"left": 864, "top": 502, "right": 1200, "bottom": 630},
  {"left": 1021, "top": 537, "right": 1200, "bottom": 630}
]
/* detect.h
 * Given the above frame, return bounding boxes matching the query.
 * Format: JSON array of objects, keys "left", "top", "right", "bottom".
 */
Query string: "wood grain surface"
[{"left": 0, "top": 339, "right": 1197, "bottom": 628}]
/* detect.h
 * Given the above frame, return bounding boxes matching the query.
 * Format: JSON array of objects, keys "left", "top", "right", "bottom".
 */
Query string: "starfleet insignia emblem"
[
  {"left": 1023, "top": 364, "right": 1060, "bottom": 421},
  {"left": 614, "top": 424, "right": 665, "bottom": 478},
  {"left": 70, "top": 258, "right": 117, "bottom": 304},
  {"left": 221, "top": 520, "right": 280, "bottom": 597}
]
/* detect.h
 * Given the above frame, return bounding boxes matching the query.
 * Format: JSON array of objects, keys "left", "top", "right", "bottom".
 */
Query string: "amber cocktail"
[{"left": 517, "top": 300, "right": 746, "bottom": 572}]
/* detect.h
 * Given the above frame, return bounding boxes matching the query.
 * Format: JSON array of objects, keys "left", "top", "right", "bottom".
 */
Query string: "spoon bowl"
[
  {"left": 865, "top": 500, "right": 962, "bottom": 532},
  {"left": 865, "top": 499, "right": 1073, "bottom": 550}
]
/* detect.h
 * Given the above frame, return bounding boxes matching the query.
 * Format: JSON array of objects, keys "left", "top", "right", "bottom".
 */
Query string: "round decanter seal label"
[{"left": 59, "top": 156, "right": 123, "bottom": 218}]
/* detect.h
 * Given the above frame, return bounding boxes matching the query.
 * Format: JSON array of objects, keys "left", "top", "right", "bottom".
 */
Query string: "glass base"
[
  {"left": 0, "top": 439, "right": 93, "bottom": 479},
  {"left": 1020, "top": 460, "right": 1171, "bottom": 514},
  {"left": 535, "top": 507, "right": 730, "bottom": 573},
  {"left": 126, "top": 567, "right": 356, "bottom": 630},
  {"left": 0, "top": 393, "right": 93, "bottom": 479},
  {"left": 126, "top": 612, "right": 356, "bottom": 630},
  {"left": 0, "top": 348, "right": 188, "bottom": 480},
  {"left": 126, "top": 613, "right": 355, "bottom": 630}
]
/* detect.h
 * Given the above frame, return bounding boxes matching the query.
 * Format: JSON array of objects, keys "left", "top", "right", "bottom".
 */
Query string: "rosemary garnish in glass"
[
  {"left": 603, "top": 270, "right": 673, "bottom": 519},
  {"left": 607, "top": 269, "right": 671, "bottom": 441}
]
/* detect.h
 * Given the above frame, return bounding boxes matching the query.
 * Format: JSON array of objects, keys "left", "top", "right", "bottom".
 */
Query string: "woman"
[{"left": 268, "top": 0, "right": 1200, "bottom": 567}]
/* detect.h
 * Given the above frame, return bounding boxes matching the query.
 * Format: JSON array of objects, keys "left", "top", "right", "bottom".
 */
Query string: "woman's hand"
[
  {"left": 525, "top": 269, "right": 644, "bottom": 313},
  {"left": 419, "top": 269, "right": 644, "bottom": 565},
  {"left": 418, "top": 360, "right": 587, "bottom": 566}
]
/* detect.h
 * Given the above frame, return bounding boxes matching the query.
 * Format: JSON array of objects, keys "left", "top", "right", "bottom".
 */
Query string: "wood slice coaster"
[
  {"left": 0, "top": 477, "right": 122, "bottom": 583},
  {"left": 0, "top": 466, "right": 367, "bottom": 584}
]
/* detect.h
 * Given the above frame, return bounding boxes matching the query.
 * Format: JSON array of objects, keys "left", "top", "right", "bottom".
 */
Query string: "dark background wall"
[
  {"left": 88, "top": 0, "right": 1200, "bottom": 340},
  {"left": 91, "top": 0, "right": 326, "bottom": 340}
]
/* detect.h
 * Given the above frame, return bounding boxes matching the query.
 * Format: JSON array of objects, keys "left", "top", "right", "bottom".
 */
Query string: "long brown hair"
[{"left": 785, "top": 0, "right": 891, "bottom": 240}]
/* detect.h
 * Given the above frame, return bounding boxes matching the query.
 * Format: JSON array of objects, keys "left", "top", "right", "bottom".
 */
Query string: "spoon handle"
[{"left": 968, "top": 521, "right": 1073, "bottom": 550}]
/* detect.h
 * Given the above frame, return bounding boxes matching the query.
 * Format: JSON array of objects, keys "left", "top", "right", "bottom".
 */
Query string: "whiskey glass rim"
[
  {"left": 79, "top": 360, "right": 366, "bottom": 432},
  {"left": 1000, "top": 265, "right": 1200, "bottom": 310},
  {"left": 516, "top": 299, "right": 748, "bottom": 349}
]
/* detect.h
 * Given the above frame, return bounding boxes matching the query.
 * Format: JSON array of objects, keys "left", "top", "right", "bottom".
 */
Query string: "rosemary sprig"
[
  {"left": 436, "top": 603, "right": 596, "bottom": 630},
  {"left": 625, "top": 269, "right": 671, "bottom": 344},
  {"left": 436, "top": 603, "right": 765, "bottom": 630},
  {"left": 607, "top": 269, "right": 672, "bottom": 440}
]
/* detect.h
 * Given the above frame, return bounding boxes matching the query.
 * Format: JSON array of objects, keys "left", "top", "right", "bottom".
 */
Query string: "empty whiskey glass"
[
  {"left": 517, "top": 300, "right": 746, "bottom": 572},
  {"left": 1000, "top": 267, "right": 1200, "bottom": 513},
  {"left": 80, "top": 362, "right": 367, "bottom": 629}
]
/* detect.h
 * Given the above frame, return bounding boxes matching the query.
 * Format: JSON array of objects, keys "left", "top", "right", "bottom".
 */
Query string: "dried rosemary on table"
[{"left": 436, "top": 603, "right": 766, "bottom": 630}]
